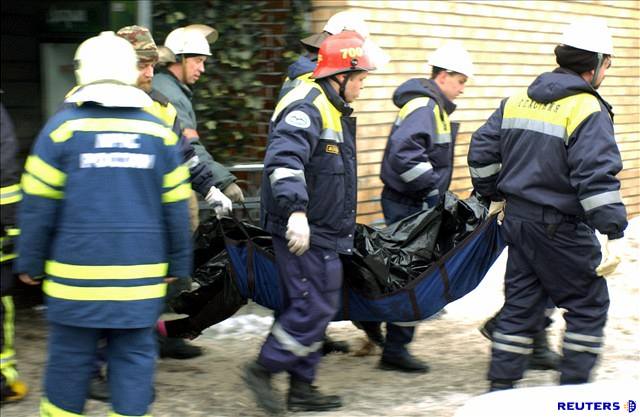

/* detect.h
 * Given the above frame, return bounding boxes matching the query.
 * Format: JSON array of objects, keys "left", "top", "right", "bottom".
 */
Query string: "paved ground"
[{"left": 2, "top": 218, "right": 638, "bottom": 417}]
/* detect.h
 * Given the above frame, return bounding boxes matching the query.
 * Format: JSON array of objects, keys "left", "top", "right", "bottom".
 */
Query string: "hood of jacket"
[
  {"left": 392, "top": 78, "right": 456, "bottom": 115},
  {"left": 527, "top": 68, "right": 613, "bottom": 117},
  {"left": 287, "top": 55, "right": 316, "bottom": 80}
]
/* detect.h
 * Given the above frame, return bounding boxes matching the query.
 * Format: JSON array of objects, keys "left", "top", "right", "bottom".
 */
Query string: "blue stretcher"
[{"left": 222, "top": 196, "right": 505, "bottom": 323}]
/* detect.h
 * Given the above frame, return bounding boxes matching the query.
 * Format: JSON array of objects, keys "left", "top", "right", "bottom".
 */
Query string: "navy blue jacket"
[
  {"left": 380, "top": 78, "right": 459, "bottom": 204},
  {"left": 16, "top": 103, "right": 192, "bottom": 328},
  {"left": 468, "top": 68, "right": 627, "bottom": 238},
  {"left": 261, "top": 79, "right": 358, "bottom": 255},
  {"left": 278, "top": 55, "right": 316, "bottom": 101}
]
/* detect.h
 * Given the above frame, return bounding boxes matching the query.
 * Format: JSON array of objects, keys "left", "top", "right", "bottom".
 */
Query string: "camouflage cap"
[{"left": 116, "top": 25, "right": 159, "bottom": 64}]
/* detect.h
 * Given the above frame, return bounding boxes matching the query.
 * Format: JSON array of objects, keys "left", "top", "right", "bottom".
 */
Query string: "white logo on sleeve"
[{"left": 285, "top": 110, "right": 311, "bottom": 129}]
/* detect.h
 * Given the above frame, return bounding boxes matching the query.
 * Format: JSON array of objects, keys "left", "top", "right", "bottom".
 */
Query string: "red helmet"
[{"left": 311, "top": 31, "right": 376, "bottom": 79}]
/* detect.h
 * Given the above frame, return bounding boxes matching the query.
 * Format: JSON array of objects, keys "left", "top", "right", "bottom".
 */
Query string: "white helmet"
[
  {"left": 428, "top": 41, "right": 475, "bottom": 78},
  {"left": 165, "top": 24, "right": 217, "bottom": 57},
  {"left": 561, "top": 17, "right": 614, "bottom": 55},
  {"left": 74, "top": 31, "right": 138, "bottom": 86},
  {"left": 300, "top": 10, "right": 370, "bottom": 50},
  {"left": 324, "top": 11, "right": 370, "bottom": 38}
]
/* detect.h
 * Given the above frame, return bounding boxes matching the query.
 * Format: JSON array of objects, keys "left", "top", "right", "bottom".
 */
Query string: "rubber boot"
[
  {"left": 287, "top": 378, "right": 342, "bottom": 412},
  {"left": 489, "top": 379, "right": 514, "bottom": 392},
  {"left": 243, "top": 361, "right": 284, "bottom": 415},
  {"left": 158, "top": 335, "right": 203, "bottom": 359},
  {"left": 0, "top": 380, "right": 28, "bottom": 404},
  {"left": 322, "top": 335, "right": 350, "bottom": 355},
  {"left": 528, "top": 331, "right": 561, "bottom": 370}
]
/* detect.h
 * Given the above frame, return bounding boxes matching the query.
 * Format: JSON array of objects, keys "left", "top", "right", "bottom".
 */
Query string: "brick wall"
[{"left": 311, "top": 0, "right": 640, "bottom": 224}]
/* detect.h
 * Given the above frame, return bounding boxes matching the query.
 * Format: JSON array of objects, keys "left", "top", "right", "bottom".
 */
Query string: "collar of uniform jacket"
[
  {"left": 528, "top": 67, "right": 613, "bottom": 120},
  {"left": 420, "top": 78, "right": 457, "bottom": 116},
  {"left": 317, "top": 78, "right": 353, "bottom": 116},
  {"left": 157, "top": 67, "right": 193, "bottom": 100}
]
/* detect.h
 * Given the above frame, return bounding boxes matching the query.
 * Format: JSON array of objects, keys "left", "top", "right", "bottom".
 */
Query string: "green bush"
[{"left": 153, "top": 0, "right": 311, "bottom": 163}]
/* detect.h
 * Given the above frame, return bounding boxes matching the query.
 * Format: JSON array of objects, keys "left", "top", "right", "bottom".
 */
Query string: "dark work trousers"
[
  {"left": 359, "top": 195, "right": 427, "bottom": 357},
  {"left": 258, "top": 235, "right": 343, "bottom": 383},
  {"left": 44, "top": 323, "right": 156, "bottom": 416},
  {"left": 489, "top": 199, "right": 609, "bottom": 385}
]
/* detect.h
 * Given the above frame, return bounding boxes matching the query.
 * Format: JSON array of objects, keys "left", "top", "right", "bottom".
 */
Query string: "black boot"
[
  {"left": 158, "top": 335, "right": 203, "bottom": 359},
  {"left": 529, "top": 331, "right": 561, "bottom": 370},
  {"left": 88, "top": 375, "right": 110, "bottom": 402},
  {"left": 322, "top": 335, "right": 350, "bottom": 355},
  {"left": 243, "top": 361, "right": 284, "bottom": 415},
  {"left": 479, "top": 315, "right": 498, "bottom": 341},
  {"left": 489, "top": 379, "right": 514, "bottom": 392},
  {"left": 287, "top": 378, "right": 342, "bottom": 412},
  {"left": 379, "top": 352, "right": 430, "bottom": 373}
]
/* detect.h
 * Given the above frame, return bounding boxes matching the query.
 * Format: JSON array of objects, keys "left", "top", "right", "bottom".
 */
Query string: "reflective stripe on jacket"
[
  {"left": 468, "top": 69, "right": 627, "bottom": 238},
  {"left": 1, "top": 103, "right": 22, "bottom": 264},
  {"left": 15, "top": 103, "right": 192, "bottom": 328},
  {"left": 261, "top": 79, "right": 357, "bottom": 254}
]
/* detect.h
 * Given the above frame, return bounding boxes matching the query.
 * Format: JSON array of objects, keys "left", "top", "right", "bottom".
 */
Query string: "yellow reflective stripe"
[
  {"left": 6, "top": 228, "right": 19, "bottom": 237},
  {"left": 432, "top": 103, "right": 451, "bottom": 144},
  {"left": 41, "top": 397, "right": 85, "bottom": 417},
  {"left": 396, "top": 97, "right": 430, "bottom": 126},
  {"left": 45, "top": 261, "right": 168, "bottom": 279},
  {"left": 144, "top": 100, "right": 178, "bottom": 127},
  {"left": 163, "top": 165, "right": 189, "bottom": 188},
  {"left": 503, "top": 91, "right": 601, "bottom": 141},
  {"left": 567, "top": 94, "right": 602, "bottom": 137},
  {"left": 1, "top": 296, "right": 14, "bottom": 358},
  {"left": 25, "top": 155, "right": 67, "bottom": 187},
  {"left": 0, "top": 254, "right": 18, "bottom": 263},
  {"left": 162, "top": 182, "right": 191, "bottom": 203},
  {"left": 272, "top": 83, "right": 314, "bottom": 121},
  {"left": 21, "top": 173, "right": 64, "bottom": 199},
  {"left": 49, "top": 118, "right": 178, "bottom": 145},
  {"left": 0, "top": 184, "right": 22, "bottom": 205},
  {"left": 43, "top": 280, "right": 167, "bottom": 301},
  {"left": 311, "top": 84, "right": 343, "bottom": 138}
]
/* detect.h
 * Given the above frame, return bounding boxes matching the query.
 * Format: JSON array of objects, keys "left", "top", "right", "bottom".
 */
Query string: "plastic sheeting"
[{"left": 168, "top": 192, "right": 505, "bottom": 335}]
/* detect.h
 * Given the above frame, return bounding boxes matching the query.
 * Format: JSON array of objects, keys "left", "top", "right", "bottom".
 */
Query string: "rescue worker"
[
  {"left": 467, "top": 17, "right": 627, "bottom": 390},
  {"left": 279, "top": 10, "right": 375, "bottom": 357},
  {"left": 0, "top": 102, "right": 28, "bottom": 404},
  {"left": 153, "top": 24, "right": 245, "bottom": 205},
  {"left": 279, "top": 10, "right": 370, "bottom": 99},
  {"left": 360, "top": 42, "right": 474, "bottom": 373},
  {"left": 83, "top": 25, "right": 234, "bottom": 402},
  {"left": 15, "top": 31, "right": 192, "bottom": 416},
  {"left": 243, "top": 31, "right": 381, "bottom": 414},
  {"left": 114, "top": 25, "right": 232, "bottom": 360}
]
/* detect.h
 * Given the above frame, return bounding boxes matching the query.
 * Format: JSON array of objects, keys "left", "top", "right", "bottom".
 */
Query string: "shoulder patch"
[{"left": 284, "top": 110, "right": 311, "bottom": 129}]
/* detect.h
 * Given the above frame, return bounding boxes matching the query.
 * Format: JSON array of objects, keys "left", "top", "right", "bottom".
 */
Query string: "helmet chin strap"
[
  {"left": 591, "top": 52, "right": 604, "bottom": 89},
  {"left": 330, "top": 73, "right": 351, "bottom": 101}
]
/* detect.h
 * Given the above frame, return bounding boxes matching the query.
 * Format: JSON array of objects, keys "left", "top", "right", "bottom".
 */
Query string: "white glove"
[
  {"left": 488, "top": 200, "right": 505, "bottom": 223},
  {"left": 286, "top": 212, "right": 310, "bottom": 256},
  {"left": 205, "top": 186, "right": 233, "bottom": 218},
  {"left": 596, "top": 237, "right": 624, "bottom": 277},
  {"left": 223, "top": 182, "right": 245, "bottom": 203}
]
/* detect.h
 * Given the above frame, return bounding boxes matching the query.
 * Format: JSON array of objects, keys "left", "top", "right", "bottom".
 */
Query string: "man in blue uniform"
[
  {"left": 243, "top": 32, "right": 382, "bottom": 414},
  {"left": 279, "top": 10, "right": 374, "bottom": 357},
  {"left": 0, "top": 103, "right": 28, "bottom": 404},
  {"left": 468, "top": 17, "right": 627, "bottom": 390},
  {"left": 15, "top": 31, "right": 192, "bottom": 416},
  {"left": 361, "top": 42, "right": 474, "bottom": 373}
]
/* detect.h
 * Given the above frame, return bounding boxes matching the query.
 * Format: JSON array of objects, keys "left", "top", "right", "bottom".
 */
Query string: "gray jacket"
[{"left": 153, "top": 70, "right": 236, "bottom": 190}]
